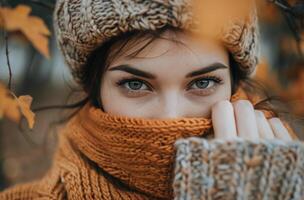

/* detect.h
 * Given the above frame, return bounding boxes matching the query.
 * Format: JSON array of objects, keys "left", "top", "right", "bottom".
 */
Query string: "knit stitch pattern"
[
  {"left": 53, "top": 0, "right": 259, "bottom": 83},
  {"left": 174, "top": 137, "right": 304, "bottom": 200},
  {"left": 65, "top": 102, "right": 212, "bottom": 199}
]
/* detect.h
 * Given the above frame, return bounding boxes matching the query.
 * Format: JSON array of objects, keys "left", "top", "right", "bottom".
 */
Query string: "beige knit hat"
[{"left": 53, "top": 0, "right": 259, "bottom": 83}]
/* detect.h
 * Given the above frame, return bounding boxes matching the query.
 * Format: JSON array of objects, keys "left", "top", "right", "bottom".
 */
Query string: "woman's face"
[{"left": 100, "top": 31, "right": 232, "bottom": 119}]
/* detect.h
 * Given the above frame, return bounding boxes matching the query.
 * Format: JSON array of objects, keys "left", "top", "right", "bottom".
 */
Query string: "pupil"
[
  {"left": 129, "top": 81, "right": 142, "bottom": 90},
  {"left": 196, "top": 80, "right": 209, "bottom": 88}
]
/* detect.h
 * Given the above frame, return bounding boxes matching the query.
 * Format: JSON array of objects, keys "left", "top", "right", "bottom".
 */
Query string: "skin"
[{"left": 100, "top": 30, "right": 293, "bottom": 141}]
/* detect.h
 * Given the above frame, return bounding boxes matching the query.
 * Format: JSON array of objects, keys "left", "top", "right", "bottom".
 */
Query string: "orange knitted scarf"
[
  {"left": 53, "top": 88, "right": 254, "bottom": 200},
  {"left": 1, "top": 88, "right": 277, "bottom": 200},
  {"left": 60, "top": 107, "right": 211, "bottom": 199}
]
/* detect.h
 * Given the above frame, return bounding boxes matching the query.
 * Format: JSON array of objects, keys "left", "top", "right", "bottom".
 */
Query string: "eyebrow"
[
  {"left": 185, "top": 63, "right": 229, "bottom": 78},
  {"left": 109, "top": 64, "right": 156, "bottom": 79},
  {"left": 109, "top": 62, "right": 228, "bottom": 79}
]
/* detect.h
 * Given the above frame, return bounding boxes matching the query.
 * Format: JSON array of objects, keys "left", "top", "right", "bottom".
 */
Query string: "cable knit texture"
[
  {"left": 0, "top": 88, "right": 302, "bottom": 200},
  {"left": 174, "top": 138, "right": 304, "bottom": 200},
  {"left": 53, "top": 0, "right": 259, "bottom": 82}
]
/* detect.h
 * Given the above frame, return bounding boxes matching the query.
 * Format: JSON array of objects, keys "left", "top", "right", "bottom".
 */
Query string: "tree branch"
[
  {"left": 5, "top": 32, "right": 12, "bottom": 89},
  {"left": 268, "top": 0, "right": 304, "bottom": 55},
  {"left": 268, "top": 0, "right": 291, "bottom": 11}
]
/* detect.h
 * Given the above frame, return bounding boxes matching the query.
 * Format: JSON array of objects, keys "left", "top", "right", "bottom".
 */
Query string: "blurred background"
[{"left": 0, "top": 0, "right": 303, "bottom": 190}]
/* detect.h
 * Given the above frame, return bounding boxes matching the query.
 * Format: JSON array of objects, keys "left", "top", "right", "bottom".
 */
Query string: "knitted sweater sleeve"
[{"left": 173, "top": 138, "right": 304, "bottom": 200}]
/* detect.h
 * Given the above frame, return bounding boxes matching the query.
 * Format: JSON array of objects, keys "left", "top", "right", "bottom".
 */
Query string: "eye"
[
  {"left": 126, "top": 80, "right": 148, "bottom": 90},
  {"left": 188, "top": 76, "right": 223, "bottom": 90},
  {"left": 116, "top": 79, "right": 151, "bottom": 91},
  {"left": 191, "top": 79, "right": 214, "bottom": 89}
]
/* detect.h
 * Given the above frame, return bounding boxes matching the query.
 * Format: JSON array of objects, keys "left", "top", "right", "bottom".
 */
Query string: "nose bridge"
[{"left": 161, "top": 90, "right": 182, "bottom": 119}]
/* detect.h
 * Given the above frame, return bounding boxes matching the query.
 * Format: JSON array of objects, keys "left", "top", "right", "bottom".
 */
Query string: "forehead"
[{"left": 108, "top": 31, "right": 229, "bottom": 73}]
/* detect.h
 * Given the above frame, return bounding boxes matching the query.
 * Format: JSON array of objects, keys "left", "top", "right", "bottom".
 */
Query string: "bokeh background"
[{"left": 0, "top": 0, "right": 303, "bottom": 190}]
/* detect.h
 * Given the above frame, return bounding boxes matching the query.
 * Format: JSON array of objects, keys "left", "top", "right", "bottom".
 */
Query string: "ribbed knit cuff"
[{"left": 173, "top": 138, "right": 304, "bottom": 200}]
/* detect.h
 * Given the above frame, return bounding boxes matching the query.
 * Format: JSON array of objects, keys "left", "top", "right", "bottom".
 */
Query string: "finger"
[
  {"left": 233, "top": 100, "right": 259, "bottom": 140},
  {"left": 212, "top": 100, "right": 237, "bottom": 140},
  {"left": 268, "top": 118, "right": 292, "bottom": 141},
  {"left": 255, "top": 110, "right": 274, "bottom": 139}
]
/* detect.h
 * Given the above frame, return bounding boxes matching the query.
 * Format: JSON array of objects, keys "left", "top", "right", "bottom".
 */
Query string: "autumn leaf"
[
  {"left": 0, "top": 83, "right": 20, "bottom": 123},
  {"left": 0, "top": 83, "right": 35, "bottom": 129},
  {"left": 0, "top": 5, "right": 51, "bottom": 58},
  {"left": 17, "top": 96, "right": 35, "bottom": 129},
  {"left": 193, "top": 0, "right": 255, "bottom": 39}
]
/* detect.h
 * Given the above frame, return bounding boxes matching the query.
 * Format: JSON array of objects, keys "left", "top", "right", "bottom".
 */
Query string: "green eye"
[
  {"left": 188, "top": 76, "right": 223, "bottom": 90},
  {"left": 191, "top": 79, "right": 215, "bottom": 89},
  {"left": 194, "top": 80, "right": 210, "bottom": 89},
  {"left": 127, "top": 81, "right": 144, "bottom": 90},
  {"left": 116, "top": 79, "right": 150, "bottom": 91}
]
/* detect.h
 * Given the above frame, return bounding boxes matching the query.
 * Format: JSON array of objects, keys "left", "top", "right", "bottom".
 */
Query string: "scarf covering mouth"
[
  {"left": 65, "top": 101, "right": 211, "bottom": 199},
  {"left": 59, "top": 87, "right": 257, "bottom": 199}
]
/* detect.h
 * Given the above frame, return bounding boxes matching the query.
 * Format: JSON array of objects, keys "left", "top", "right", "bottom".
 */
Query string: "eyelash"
[
  {"left": 186, "top": 76, "right": 223, "bottom": 88},
  {"left": 116, "top": 76, "right": 223, "bottom": 96},
  {"left": 116, "top": 78, "right": 153, "bottom": 97}
]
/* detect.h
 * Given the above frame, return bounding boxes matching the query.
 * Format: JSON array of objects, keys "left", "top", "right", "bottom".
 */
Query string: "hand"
[{"left": 211, "top": 100, "right": 292, "bottom": 141}]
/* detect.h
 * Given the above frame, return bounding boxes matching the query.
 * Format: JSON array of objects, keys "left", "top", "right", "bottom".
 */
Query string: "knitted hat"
[{"left": 53, "top": 0, "right": 259, "bottom": 83}]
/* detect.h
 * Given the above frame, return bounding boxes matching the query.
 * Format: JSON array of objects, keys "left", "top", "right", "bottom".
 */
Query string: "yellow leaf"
[
  {"left": 0, "top": 5, "right": 51, "bottom": 58},
  {"left": 17, "top": 95, "right": 35, "bottom": 129},
  {"left": 0, "top": 83, "right": 21, "bottom": 123},
  {"left": 193, "top": 0, "right": 255, "bottom": 39},
  {"left": 0, "top": 83, "right": 35, "bottom": 129}
]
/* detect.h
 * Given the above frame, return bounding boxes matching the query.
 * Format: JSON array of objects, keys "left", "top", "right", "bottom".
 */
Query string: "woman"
[{"left": 1, "top": 0, "right": 303, "bottom": 199}]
